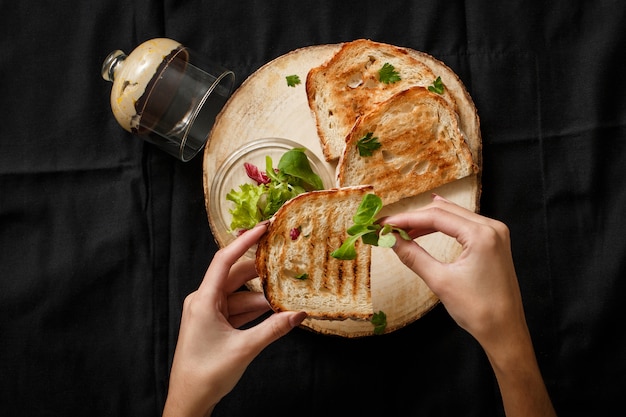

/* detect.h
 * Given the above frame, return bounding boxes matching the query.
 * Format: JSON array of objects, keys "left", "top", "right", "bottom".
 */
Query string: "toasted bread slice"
[
  {"left": 306, "top": 39, "right": 457, "bottom": 161},
  {"left": 408, "top": 49, "right": 482, "bottom": 172},
  {"left": 256, "top": 185, "right": 374, "bottom": 321},
  {"left": 337, "top": 86, "right": 477, "bottom": 206}
]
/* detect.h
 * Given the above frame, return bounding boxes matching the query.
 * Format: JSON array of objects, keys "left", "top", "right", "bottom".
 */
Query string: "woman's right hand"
[
  {"left": 382, "top": 194, "right": 524, "bottom": 353},
  {"left": 382, "top": 195, "right": 557, "bottom": 417}
]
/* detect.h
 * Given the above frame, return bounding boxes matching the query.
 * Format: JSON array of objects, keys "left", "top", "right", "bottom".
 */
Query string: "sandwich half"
[
  {"left": 337, "top": 86, "right": 477, "bottom": 206},
  {"left": 256, "top": 185, "right": 374, "bottom": 321},
  {"left": 306, "top": 39, "right": 457, "bottom": 162}
]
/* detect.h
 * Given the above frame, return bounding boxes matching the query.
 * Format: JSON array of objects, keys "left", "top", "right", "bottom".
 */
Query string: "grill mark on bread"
[
  {"left": 320, "top": 235, "right": 332, "bottom": 293},
  {"left": 351, "top": 240, "right": 362, "bottom": 298},
  {"left": 320, "top": 203, "right": 344, "bottom": 296}
]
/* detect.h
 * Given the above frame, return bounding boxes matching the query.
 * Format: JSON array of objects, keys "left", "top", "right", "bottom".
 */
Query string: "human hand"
[
  {"left": 382, "top": 195, "right": 556, "bottom": 417},
  {"left": 381, "top": 194, "right": 524, "bottom": 355},
  {"left": 162, "top": 222, "right": 307, "bottom": 417}
]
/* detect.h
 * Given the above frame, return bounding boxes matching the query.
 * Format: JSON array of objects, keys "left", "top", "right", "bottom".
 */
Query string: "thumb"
[
  {"left": 392, "top": 237, "right": 442, "bottom": 288},
  {"left": 244, "top": 311, "right": 306, "bottom": 353}
]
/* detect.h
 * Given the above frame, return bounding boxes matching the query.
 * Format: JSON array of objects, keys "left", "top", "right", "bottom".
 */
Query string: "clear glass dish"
[{"left": 208, "top": 137, "right": 335, "bottom": 254}]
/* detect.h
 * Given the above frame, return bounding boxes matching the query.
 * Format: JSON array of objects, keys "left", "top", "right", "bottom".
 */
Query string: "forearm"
[
  {"left": 162, "top": 393, "right": 216, "bottom": 417},
  {"left": 485, "top": 337, "right": 557, "bottom": 417},
  {"left": 162, "top": 373, "right": 220, "bottom": 417}
]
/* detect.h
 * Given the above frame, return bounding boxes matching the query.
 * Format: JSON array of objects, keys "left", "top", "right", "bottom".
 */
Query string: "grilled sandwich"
[{"left": 255, "top": 185, "right": 374, "bottom": 321}]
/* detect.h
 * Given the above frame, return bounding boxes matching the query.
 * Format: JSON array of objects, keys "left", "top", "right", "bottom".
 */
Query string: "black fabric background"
[{"left": 1, "top": 1, "right": 625, "bottom": 416}]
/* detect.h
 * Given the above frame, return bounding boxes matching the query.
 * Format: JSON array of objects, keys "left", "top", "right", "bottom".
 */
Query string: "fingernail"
[
  {"left": 432, "top": 193, "right": 449, "bottom": 202},
  {"left": 256, "top": 219, "right": 270, "bottom": 227},
  {"left": 289, "top": 311, "right": 307, "bottom": 328}
]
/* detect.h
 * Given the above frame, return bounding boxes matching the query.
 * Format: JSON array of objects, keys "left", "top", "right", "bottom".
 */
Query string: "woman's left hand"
[{"left": 163, "top": 222, "right": 307, "bottom": 417}]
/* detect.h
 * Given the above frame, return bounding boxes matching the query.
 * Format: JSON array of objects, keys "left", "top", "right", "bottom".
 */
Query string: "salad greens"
[
  {"left": 226, "top": 148, "right": 323, "bottom": 232},
  {"left": 330, "top": 193, "right": 411, "bottom": 260}
]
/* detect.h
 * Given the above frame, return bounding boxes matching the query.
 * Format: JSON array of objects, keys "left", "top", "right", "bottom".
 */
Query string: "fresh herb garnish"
[
  {"left": 330, "top": 194, "right": 383, "bottom": 260},
  {"left": 295, "top": 273, "right": 308, "bottom": 280},
  {"left": 371, "top": 310, "right": 387, "bottom": 335},
  {"left": 226, "top": 148, "right": 324, "bottom": 232},
  {"left": 330, "top": 194, "right": 411, "bottom": 260},
  {"left": 356, "top": 132, "right": 381, "bottom": 157},
  {"left": 378, "top": 63, "right": 401, "bottom": 84},
  {"left": 378, "top": 223, "right": 411, "bottom": 247},
  {"left": 286, "top": 74, "right": 301, "bottom": 87},
  {"left": 428, "top": 76, "right": 444, "bottom": 94}
]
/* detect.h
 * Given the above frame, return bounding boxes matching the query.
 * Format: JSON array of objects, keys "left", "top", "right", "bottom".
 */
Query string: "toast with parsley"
[
  {"left": 305, "top": 39, "right": 458, "bottom": 162},
  {"left": 255, "top": 185, "right": 374, "bottom": 321},
  {"left": 409, "top": 48, "right": 482, "bottom": 169},
  {"left": 337, "top": 86, "right": 478, "bottom": 205}
]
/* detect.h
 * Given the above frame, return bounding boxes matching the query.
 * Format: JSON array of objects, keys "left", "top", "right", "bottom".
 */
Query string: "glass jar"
[{"left": 102, "top": 38, "right": 234, "bottom": 161}]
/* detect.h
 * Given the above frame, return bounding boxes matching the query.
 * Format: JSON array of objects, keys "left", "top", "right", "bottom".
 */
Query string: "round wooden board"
[{"left": 203, "top": 43, "right": 481, "bottom": 337}]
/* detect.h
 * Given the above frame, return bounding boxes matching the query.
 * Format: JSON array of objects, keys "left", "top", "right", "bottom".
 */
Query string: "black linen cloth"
[{"left": 1, "top": 1, "right": 625, "bottom": 416}]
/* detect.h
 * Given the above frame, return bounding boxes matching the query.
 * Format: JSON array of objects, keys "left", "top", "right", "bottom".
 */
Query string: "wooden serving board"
[{"left": 203, "top": 43, "right": 481, "bottom": 337}]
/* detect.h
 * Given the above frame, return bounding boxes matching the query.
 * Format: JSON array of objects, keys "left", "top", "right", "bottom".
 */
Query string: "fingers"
[
  {"left": 226, "top": 291, "right": 271, "bottom": 328},
  {"left": 243, "top": 311, "right": 307, "bottom": 354},
  {"left": 224, "top": 258, "right": 258, "bottom": 293},
  {"left": 383, "top": 195, "right": 485, "bottom": 234},
  {"left": 390, "top": 235, "right": 446, "bottom": 289},
  {"left": 200, "top": 222, "right": 268, "bottom": 294},
  {"left": 227, "top": 291, "right": 269, "bottom": 315},
  {"left": 430, "top": 194, "right": 497, "bottom": 228},
  {"left": 382, "top": 196, "right": 486, "bottom": 289},
  {"left": 383, "top": 204, "right": 475, "bottom": 245},
  {"left": 429, "top": 195, "right": 511, "bottom": 247}
]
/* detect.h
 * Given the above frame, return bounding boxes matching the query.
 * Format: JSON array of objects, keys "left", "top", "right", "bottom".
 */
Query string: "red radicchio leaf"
[{"left": 244, "top": 162, "right": 270, "bottom": 185}]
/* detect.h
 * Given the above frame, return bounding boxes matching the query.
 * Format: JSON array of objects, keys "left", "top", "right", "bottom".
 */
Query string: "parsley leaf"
[
  {"left": 357, "top": 132, "right": 381, "bottom": 157},
  {"left": 286, "top": 74, "right": 301, "bottom": 87},
  {"left": 371, "top": 311, "right": 387, "bottom": 335},
  {"left": 378, "top": 63, "right": 401, "bottom": 84},
  {"left": 428, "top": 76, "right": 445, "bottom": 94}
]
